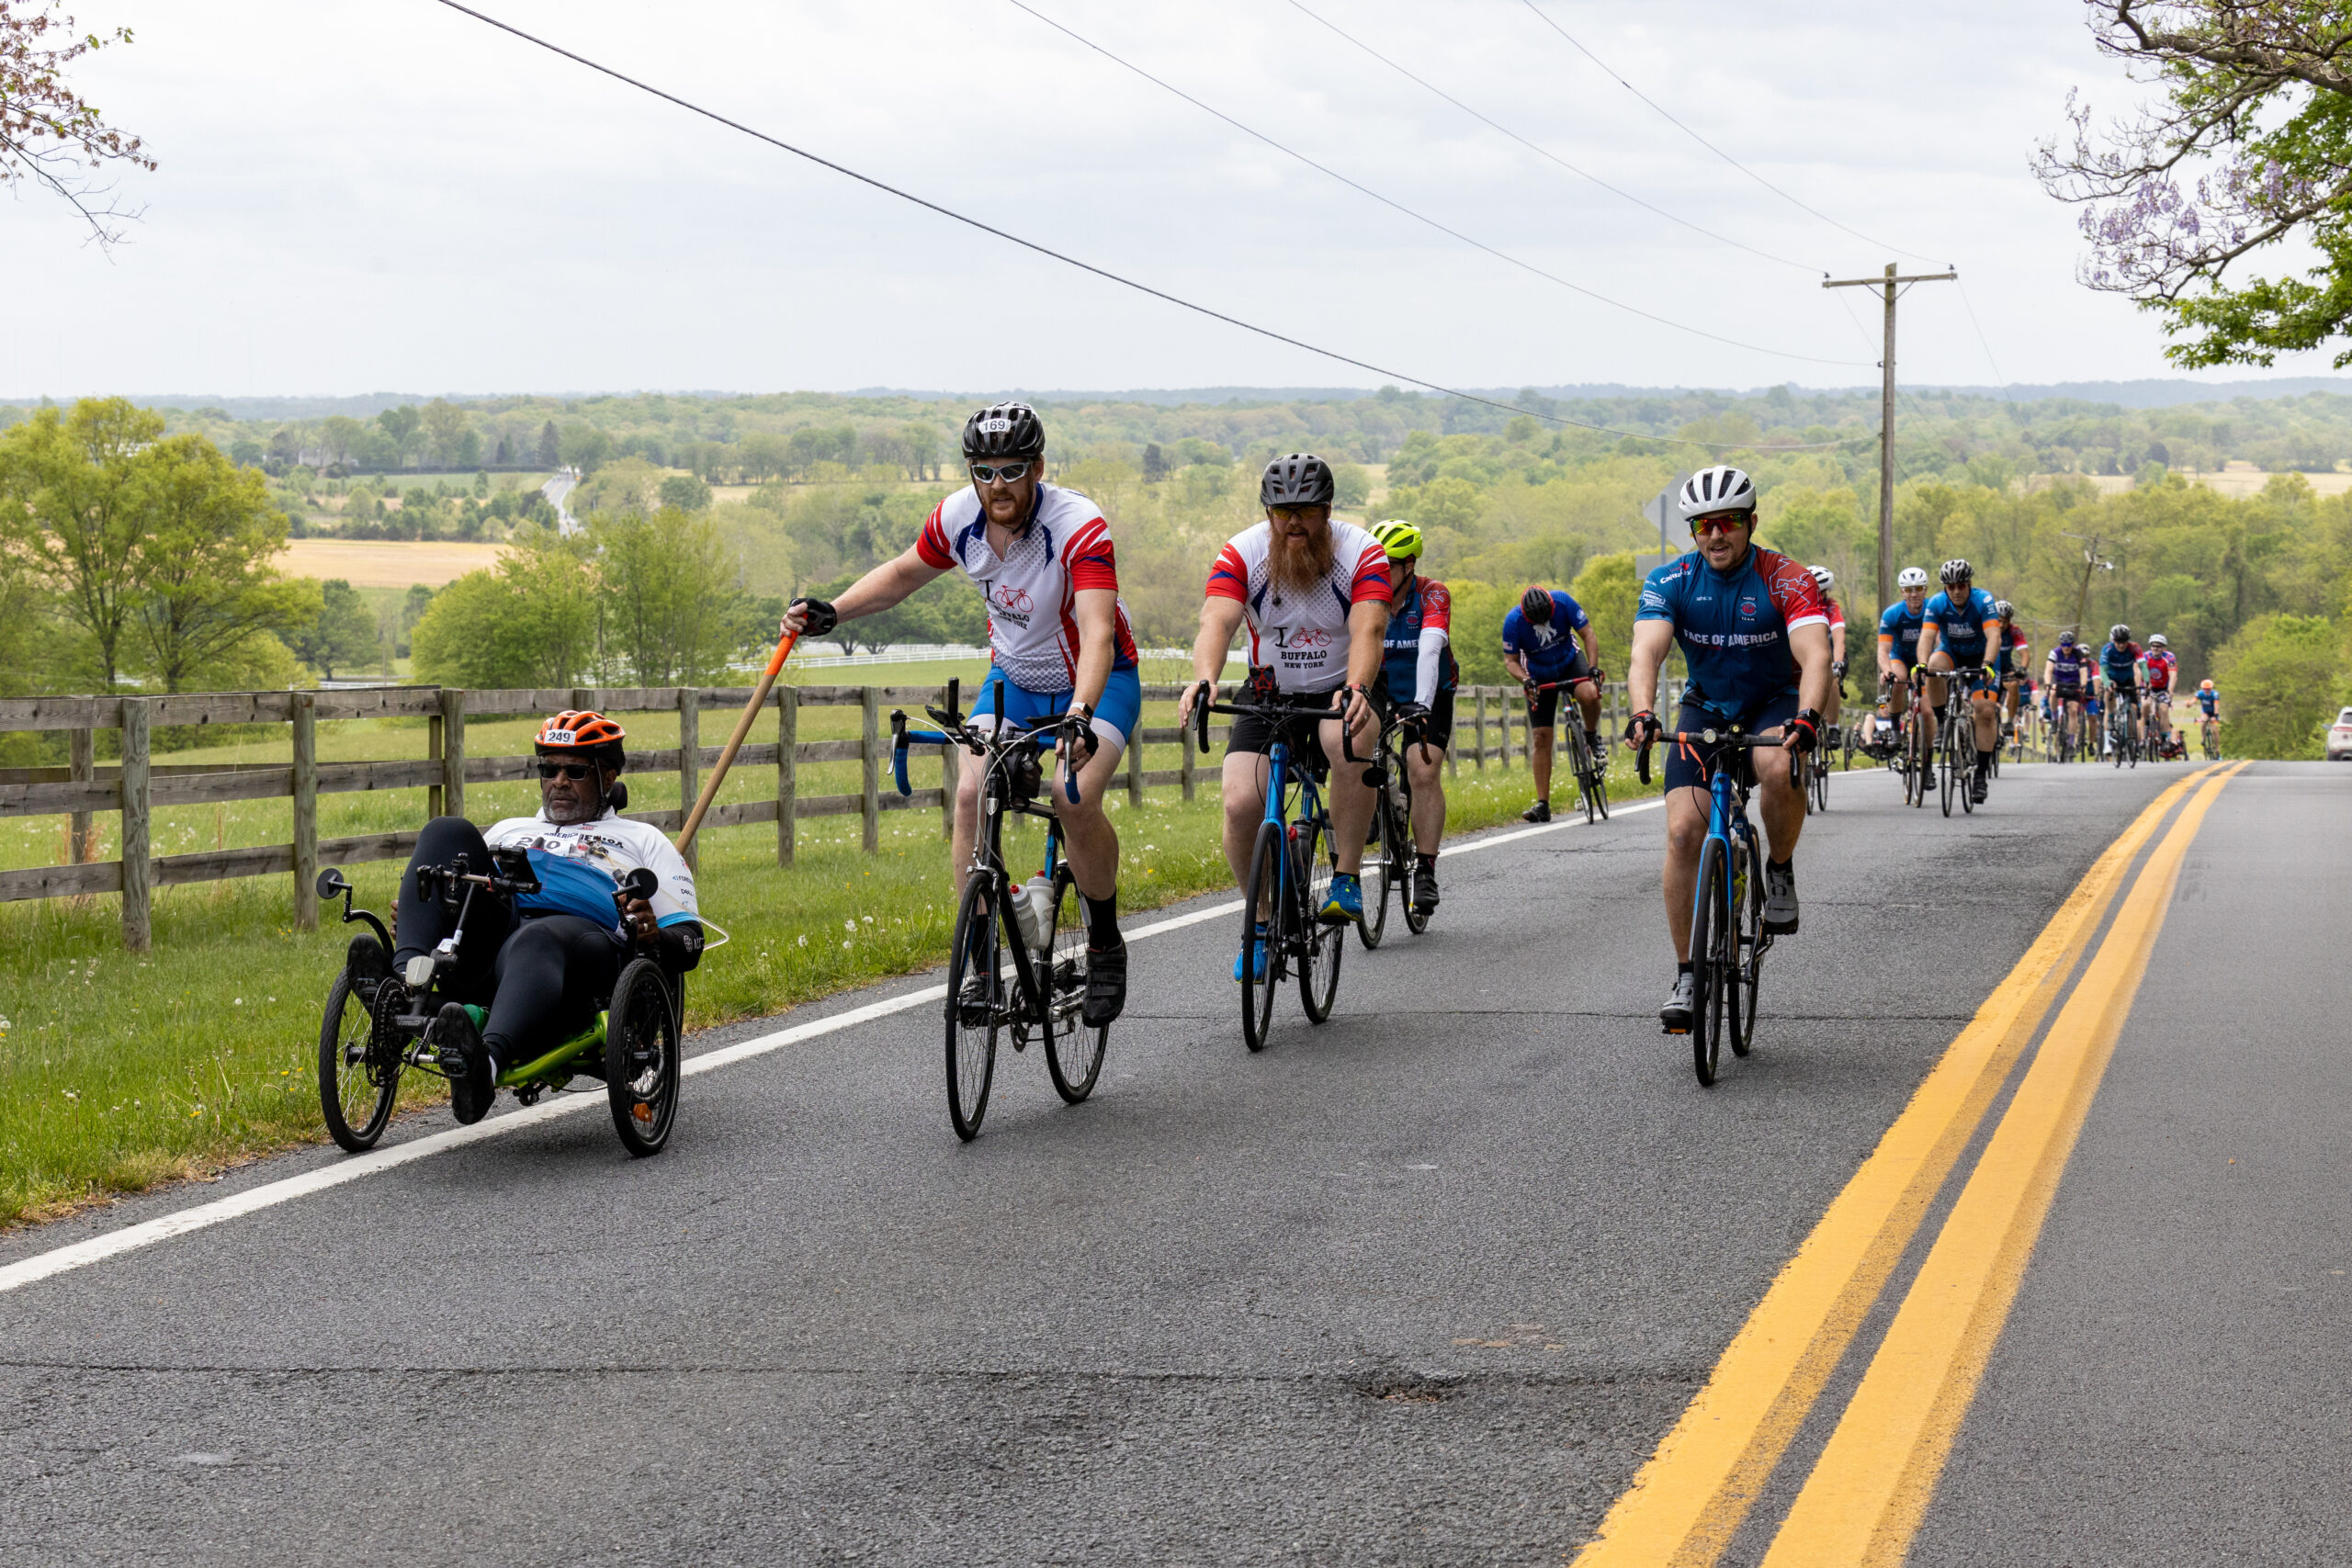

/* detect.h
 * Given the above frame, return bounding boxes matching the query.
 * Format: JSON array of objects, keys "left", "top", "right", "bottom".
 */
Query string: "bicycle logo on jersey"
[
  {"left": 991, "top": 585, "right": 1034, "bottom": 617},
  {"left": 1275, "top": 626, "right": 1331, "bottom": 649}
]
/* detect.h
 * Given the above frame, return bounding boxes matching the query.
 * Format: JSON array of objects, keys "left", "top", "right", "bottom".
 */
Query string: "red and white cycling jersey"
[
  {"left": 915, "top": 483, "right": 1138, "bottom": 692},
  {"left": 2144, "top": 648, "right": 2178, "bottom": 691},
  {"left": 1205, "top": 519, "right": 1392, "bottom": 694}
]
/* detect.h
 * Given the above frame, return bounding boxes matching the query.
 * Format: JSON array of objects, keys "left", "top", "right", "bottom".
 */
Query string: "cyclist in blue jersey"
[
  {"left": 2044, "top": 629, "right": 2092, "bottom": 755},
  {"left": 1625, "top": 466, "right": 1832, "bottom": 1032},
  {"left": 1372, "top": 521, "right": 1454, "bottom": 913},
  {"left": 1503, "top": 583, "right": 1604, "bottom": 823},
  {"left": 2098, "top": 625, "right": 2146, "bottom": 751},
  {"left": 1914, "top": 558, "right": 2003, "bottom": 805},
  {"left": 2194, "top": 678, "right": 2222, "bottom": 756},
  {"left": 1872, "top": 565, "right": 1931, "bottom": 750}
]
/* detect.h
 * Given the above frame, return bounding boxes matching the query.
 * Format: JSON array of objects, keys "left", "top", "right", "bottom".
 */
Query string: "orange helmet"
[{"left": 535, "top": 710, "right": 627, "bottom": 762}]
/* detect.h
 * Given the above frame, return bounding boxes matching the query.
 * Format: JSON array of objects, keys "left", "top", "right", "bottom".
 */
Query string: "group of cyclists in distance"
[{"left": 353, "top": 400, "right": 2227, "bottom": 1139}]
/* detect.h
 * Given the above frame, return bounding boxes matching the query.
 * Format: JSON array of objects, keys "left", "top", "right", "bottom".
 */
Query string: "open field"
[{"left": 275, "top": 538, "right": 510, "bottom": 588}]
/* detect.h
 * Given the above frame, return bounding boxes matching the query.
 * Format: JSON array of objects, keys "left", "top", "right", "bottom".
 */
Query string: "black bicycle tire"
[
  {"left": 1397, "top": 762, "right": 1430, "bottom": 935},
  {"left": 1690, "top": 836, "right": 1724, "bottom": 1087},
  {"left": 605, "top": 958, "right": 679, "bottom": 1156},
  {"left": 1043, "top": 866, "right": 1107, "bottom": 1104},
  {"left": 1733, "top": 836, "right": 1761, "bottom": 1057},
  {"left": 1355, "top": 761, "right": 1391, "bottom": 952},
  {"left": 1240, "top": 820, "right": 1281, "bottom": 1053},
  {"left": 318, "top": 969, "right": 399, "bottom": 1152},
  {"left": 1939, "top": 717, "right": 1959, "bottom": 817},
  {"left": 1298, "top": 816, "right": 1343, "bottom": 1024},
  {"left": 944, "top": 876, "right": 1001, "bottom": 1137},
  {"left": 1566, "top": 726, "right": 1598, "bottom": 826}
]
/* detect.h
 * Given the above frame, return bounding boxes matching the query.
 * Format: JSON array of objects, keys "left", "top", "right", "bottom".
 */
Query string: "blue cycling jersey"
[
  {"left": 1878, "top": 599, "right": 1926, "bottom": 667},
  {"left": 1637, "top": 546, "right": 1829, "bottom": 724},
  {"left": 1924, "top": 587, "right": 2000, "bottom": 664},
  {"left": 2197, "top": 686, "right": 2220, "bottom": 716},
  {"left": 1380, "top": 576, "right": 1458, "bottom": 704},
  {"left": 1500, "top": 590, "right": 1590, "bottom": 682},
  {"left": 2100, "top": 639, "right": 2143, "bottom": 683}
]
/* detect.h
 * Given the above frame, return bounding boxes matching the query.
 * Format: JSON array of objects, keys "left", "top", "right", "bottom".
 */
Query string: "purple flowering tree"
[{"left": 2036, "top": 2, "right": 2352, "bottom": 367}]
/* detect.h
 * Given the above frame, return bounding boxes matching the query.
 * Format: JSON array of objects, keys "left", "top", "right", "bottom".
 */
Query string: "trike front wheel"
[
  {"left": 605, "top": 957, "right": 679, "bottom": 1156},
  {"left": 318, "top": 967, "right": 401, "bottom": 1153}
]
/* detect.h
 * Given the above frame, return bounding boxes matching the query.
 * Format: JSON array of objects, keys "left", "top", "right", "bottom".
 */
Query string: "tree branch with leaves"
[{"left": 1, "top": 1, "right": 152, "bottom": 249}]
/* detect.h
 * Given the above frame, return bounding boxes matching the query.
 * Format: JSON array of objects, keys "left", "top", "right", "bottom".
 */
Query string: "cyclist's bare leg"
[
  {"left": 1404, "top": 739, "right": 1446, "bottom": 854},
  {"left": 1318, "top": 709, "right": 1379, "bottom": 874},
  {"left": 1218, "top": 751, "right": 1273, "bottom": 890},
  {"left": 951, "top": 762, "right": 984, "bottom": 900},
  {"left": 1755, "top": 732, "right": 1807, "bottom": 860},
  {"left": 1048, "top": 733, "right": 1126, "bottom": 902},
  {"left": 1663, "top": 786, "right": 1709, "bottom": 961},
  {"left": 1970, "top": 682, "right": 1999, "bottom": 753},
  {"left": 1573, "top": 679, "right": 1603, "bottom": 743},
  {"left": 1529, "top": 724, "right": 1555, "bottom": 803}
]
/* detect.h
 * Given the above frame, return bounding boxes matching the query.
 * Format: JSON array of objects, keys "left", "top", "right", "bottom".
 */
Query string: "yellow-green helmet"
[{"left": 1372, "top": 519, "right": 1422, "bottom": 559}]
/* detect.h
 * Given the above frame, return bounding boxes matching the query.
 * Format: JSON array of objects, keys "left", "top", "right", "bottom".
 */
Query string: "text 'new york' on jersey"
[
  {"left": 1206, "top": 519, "right": 1392, "bottom": 694},
  {"left": 915, "top": 482, "right": 1138, "bottom": 692},
  {"left": 1637, "top": 547, "right": 1828, "bottom": 723}
]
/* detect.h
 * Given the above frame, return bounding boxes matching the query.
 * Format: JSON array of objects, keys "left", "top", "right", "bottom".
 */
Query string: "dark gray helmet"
[
  {"left": 961, "top": 401, "right": 1045, "bottom": 462},
  {"left": 1261, "top": 452, "right": 1336, "bottom": 508}
]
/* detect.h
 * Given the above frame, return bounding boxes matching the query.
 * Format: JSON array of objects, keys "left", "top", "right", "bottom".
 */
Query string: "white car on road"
[{"left": 2329, "top": 706, "right": 2352, "bottom": 761}]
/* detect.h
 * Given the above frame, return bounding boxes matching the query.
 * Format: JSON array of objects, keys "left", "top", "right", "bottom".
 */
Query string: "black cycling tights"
[{"left": 394, "top": 816, "right": 625, "bottom": 1070}]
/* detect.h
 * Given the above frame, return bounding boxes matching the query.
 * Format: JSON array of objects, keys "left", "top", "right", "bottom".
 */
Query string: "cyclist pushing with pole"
[
  {"left": 1623, "top": 466, "right": 1832, "bottom": 1033},
  {"left": 778, "top": 401, "right": 1141, "bottom": 1027}
]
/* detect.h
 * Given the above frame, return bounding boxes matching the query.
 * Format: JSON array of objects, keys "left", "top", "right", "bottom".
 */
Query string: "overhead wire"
[
  {"left": 1277, "top": 0, "right": 1821, "bottom": 276},
  {"left": 1516, "top": 0, "right": 1947, "bottom": 267},
  {"left": 1953, "top": 276, "right": 2018, "bottom": 404},
  {"left": 1002, "top": 0, "right": 1869, "bottom": 369},
  {"left": 424, "top": 0, "right": 1873, "bottom": 452}
]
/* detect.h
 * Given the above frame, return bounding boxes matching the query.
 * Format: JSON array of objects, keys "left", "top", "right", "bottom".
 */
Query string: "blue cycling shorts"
[{"left": 970, "top": 664, "right": 1140, "bottom": 756}]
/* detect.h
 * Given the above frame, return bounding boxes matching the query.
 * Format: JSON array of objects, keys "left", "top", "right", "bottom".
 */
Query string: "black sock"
[
  {"left": 1677, "top": 960, "right": 1693, "bottom": 976},
  {"left": 1768, "top": 856, "right": 1792, "bottom": 873},
  {"left": 1083, "top": 892, "right": 1121, "bottom": 949},
  {"left": 1416, "top": 852, "right": 1436, "bottom": 872}
]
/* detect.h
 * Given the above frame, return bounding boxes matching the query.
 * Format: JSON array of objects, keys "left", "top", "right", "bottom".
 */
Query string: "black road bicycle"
[
  {"left": 1357, "top": 705, "right": 1436, "bottom": 947},
  {"left": 1528, "top": 678, "right": 1611, "bottom": 825}
]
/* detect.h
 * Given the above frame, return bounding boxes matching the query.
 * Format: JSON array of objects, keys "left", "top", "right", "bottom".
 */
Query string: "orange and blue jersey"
[
  {"left": 1637, "top": 546, "right": 1828, "bottom": 724},
  {"left": 1924, "top": 587, "right": 2000, "bottom": 665},
  {"left": 1878, "top": 599, "right": 1926, "bottom": 668}
]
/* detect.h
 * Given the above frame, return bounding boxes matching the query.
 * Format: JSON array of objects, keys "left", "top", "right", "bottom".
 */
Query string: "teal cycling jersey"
[
  {"left": 1924, "top": 587, "right": 2000, "bottom": 665},
  {"left": 1878, "top": 600, "right": 1926, "bottom": 667}
]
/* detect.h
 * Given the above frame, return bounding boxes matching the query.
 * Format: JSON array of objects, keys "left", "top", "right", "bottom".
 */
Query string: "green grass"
[{"left": 0, "top": 725, "right": 1657, "bottom": 1227}]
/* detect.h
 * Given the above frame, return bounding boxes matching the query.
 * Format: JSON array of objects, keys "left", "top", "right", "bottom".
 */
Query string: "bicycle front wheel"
[
  {"left": 1566, "top": 726, "right": 1599, "bottom": 825},
  {"left": 1043, "top": 866, "right": 1106, "bottom": 1104},
  {"left": 1297, "top": 816, "right": 1344, "bottom": 1024},
  {"left": 944, "top": 875, "right": 1002, "bottom": 1139},
  {"left": 1690, "top": 836, "right": 1727, "bottom": 1087},
  {"left": 1240, "top": 820, "right": 1282, "bottom": 1053},
  {"left": 1355, "top": 768, "right": 1392, "bottom": 952},
  {"left": 319, "top": 968, "right": 400, "bottom": 1153},
  {"left": 1397, "top": 766, "right": 1430, "bottom": 935},
  {"left": 1939, "top": 722, "right": 1961, "bottom": 817}
]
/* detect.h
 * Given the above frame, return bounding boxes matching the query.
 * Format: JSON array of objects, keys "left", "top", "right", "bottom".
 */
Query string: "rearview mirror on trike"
[{"left": 315, "top": 868, "right": 350, "bottom": 900}]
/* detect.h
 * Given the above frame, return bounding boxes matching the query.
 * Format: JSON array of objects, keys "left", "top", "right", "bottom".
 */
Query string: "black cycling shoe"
[
  {"left": 1521, "top": 800, "right": 1553, "bottom": 824},
  {"left": 429, "top": 1003, "right": 494, "bottom": 1125},
  {"left": 1660, "top": 971, "right": 1695, "bottom": 1033},
  {"left": 1082, "top": 939, "right": 1127, "bottom": 1028},
  {"left": 1412, "top": 862, "right": 1440, "bottom": 913}
]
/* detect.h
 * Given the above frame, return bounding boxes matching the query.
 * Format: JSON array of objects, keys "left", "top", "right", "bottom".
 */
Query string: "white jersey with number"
[
  {"left": 914, "top": 482, "right": 1138, "bottom": 693},
  {"left": 482, "top": 808, "right": 699, "bottom": 932},
  {"left": 1205, "top": 519, "right": 1393, "bottom": 694}
]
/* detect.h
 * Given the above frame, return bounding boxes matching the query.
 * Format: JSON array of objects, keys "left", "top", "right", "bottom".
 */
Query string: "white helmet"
[
  {"left": 2148, "top": 632, "right": 2168, "bottom": 649},
  {"left": 1896, "top": 566, "right": 1929, "bottom": 590},
  {"left": 1675, "top": 465, "right": 1757, "bottom": 525},
  {"left": 1808, "top": 565, "right": 1835, "bottom": 594}
]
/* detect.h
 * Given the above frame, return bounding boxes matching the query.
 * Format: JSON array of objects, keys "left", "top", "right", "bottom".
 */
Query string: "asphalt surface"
[{"left": 2, "top": 758, "right": 2320, "bottom": 1566}]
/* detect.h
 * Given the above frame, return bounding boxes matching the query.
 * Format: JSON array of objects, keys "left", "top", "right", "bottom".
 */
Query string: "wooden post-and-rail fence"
[{"left": 0, "top": 680, "right": 1658, "bottom": 951}]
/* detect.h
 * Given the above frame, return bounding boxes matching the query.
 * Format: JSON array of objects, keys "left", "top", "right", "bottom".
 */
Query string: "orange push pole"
[{"left": 675, "top": 628, "right": 798, "bottom": 856}]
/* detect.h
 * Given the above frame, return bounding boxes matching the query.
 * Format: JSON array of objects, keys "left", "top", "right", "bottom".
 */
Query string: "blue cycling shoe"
[
  {"left": 1318, "top": 872, "right": 1363, "bottom": 926},
  {"left": 1232, "top": 924, "right": 1269, "bottom": 983}
]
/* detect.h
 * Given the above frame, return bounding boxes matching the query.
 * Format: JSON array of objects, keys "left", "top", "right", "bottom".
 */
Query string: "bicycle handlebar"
[
  {"left": 1195, "top": 685, "right": 1366, "bottom": 764},
  {"left": 1634, "top": 728, "right": 1804, "bottom": 790}
]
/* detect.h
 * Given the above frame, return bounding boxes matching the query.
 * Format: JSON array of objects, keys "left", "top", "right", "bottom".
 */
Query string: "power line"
[
  {"left": 1953, "top": 276, "right": 2018, "bottom": 404},
  {"left": 1003, "top": 0, "right": 1868, "bottom": 368},
  {"left": 424, "top": 1, "right": 1871, "bottom": 453},
  {"left": 1278, "top": 0, "right": 1821, "bottom": 276},
  {"left": 1516, "top": 0, "right": 1947, "bottom": 267}
]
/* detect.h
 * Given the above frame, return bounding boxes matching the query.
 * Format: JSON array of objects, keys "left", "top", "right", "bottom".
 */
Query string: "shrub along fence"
[{"left": 0, "top": 678, "right": 1667, "bottom": 951}]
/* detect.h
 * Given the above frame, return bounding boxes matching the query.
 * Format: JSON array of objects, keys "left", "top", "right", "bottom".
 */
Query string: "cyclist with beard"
[
  {"left": 1371, "top": 520, "right": 1454, "bottom": 915},
  {"left": 778, "top": 401, "right": 1140, "bottom": 1026},
  {"left": 1625, "top": 466, "right": 1831, "bottom": 1032},
  {"left": 1179, "top": 454, "right": 1390, "bottom": 978},
  {"left": 359, "top": 712, "right": 703, "bottom": 1125}
]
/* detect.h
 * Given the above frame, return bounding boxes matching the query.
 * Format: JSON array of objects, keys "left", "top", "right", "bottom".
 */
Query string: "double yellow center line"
[{"left": 1576, "top": 761, "right": 2247, "bottom": 1568}]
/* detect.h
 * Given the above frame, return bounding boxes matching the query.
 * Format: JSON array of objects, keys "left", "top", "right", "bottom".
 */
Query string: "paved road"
[{"left": 1, "top": 761, "right": 2331, "bottom": 1565}]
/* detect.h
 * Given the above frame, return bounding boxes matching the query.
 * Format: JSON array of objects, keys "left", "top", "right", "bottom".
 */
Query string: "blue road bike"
[
  {"left": 1194, "top": 685, "right": 1356, "bottom": 1054},
  {"left": 1640, "top": 727, "right": 1798, "bottom": 1086}
]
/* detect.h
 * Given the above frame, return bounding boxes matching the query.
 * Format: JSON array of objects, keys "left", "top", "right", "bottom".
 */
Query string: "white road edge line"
[{"left": 0, "top": 796, "right": 1660, "bottom": 1296}]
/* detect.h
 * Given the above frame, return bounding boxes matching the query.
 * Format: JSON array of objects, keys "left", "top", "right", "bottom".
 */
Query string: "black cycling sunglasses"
[
  {"left": 969, "top": 460, "right": 1033, "bottom": 485},
  {"left": 537, "top": 761, "right": 597, "bottom": 781}
]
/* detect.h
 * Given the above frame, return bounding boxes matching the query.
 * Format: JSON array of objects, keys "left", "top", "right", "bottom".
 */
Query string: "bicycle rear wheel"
[
  {"left": 1297, "top": 816, "right": 1344, "bottom": 1024},
  {"left": 944, "top": 876, "right": 1002, "bottom": 1139},
  {"left": 1732, "top": 834, "right": 1762, "bottom": 1058},
  {"left": 1396, "top": 765, "right": 1430, "bottom": 935},
  {"left": 1240, "top": 820, "right": 1281, "bottom": 1053},
  {"left": 1811, "top": 749, "right": 1828, "bottom": 812},
  {"left": 1690, "top": 837, "right": 1728, "bottom": 1087},
  {"left": 1043, "top": 866, "right": 1106, "bottom": 1104}
]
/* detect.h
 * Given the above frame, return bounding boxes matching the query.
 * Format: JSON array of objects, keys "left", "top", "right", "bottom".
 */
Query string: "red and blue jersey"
[
  {"left": 2144, "top": 648, "right": 2177, "bottom": 691},
  {"left": 1380, "top": 576, "right": 1457, "bottom": 704},
  {"left": 1637, "top": 547, "right": 1827, "bottom": 723},
  {"left": 1501, "top": 590, "right": 1592, "bottom": 682},
  {"left": 1995, "top": 624, "right": 2030, "bottom": 676},
  {"left": 915, "top": 482, "right": 1137, "bottom": 691}
]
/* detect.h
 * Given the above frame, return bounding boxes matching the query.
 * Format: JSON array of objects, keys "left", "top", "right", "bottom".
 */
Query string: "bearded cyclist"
[
  {"left": 1178, "top": 454, "right": 1390, "bottom": 979},
  {"left": 1625, "top": 466, "right": 1832, "bottom": 1032},
  {"left": 362, "top": 712, "right": 704, "bottom": 1125},
  {"left": 1372, "top": 520, "right": 1454, "bottom": 914},
  {"left": 1502, "top": 583, "right": 1604, "bottom": 823},
  {"left": 779, "top": 401, "right": 1140, "bottom": 1026},
  {"left": 1874, "top": 566, "right": 1931, "bottom": 750},
  {"left": 1915, "top": 558, "right": 2003, "bottom": 806},
  {"left": 1809, "top": 566, "right": 1849, "bottom": 746}
]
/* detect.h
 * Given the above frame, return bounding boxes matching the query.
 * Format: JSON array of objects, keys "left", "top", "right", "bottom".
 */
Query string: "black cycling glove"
[{"left": 792, "top": 597, "right": 838, "bottom": 636}]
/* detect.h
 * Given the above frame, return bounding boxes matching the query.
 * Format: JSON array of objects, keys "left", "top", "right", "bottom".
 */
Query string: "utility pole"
[
  {"left": 2059, "top": 531, "right": 2125, "bottom": 637},
  {"left": 1825, "top": 263, "right": 1957, "bottom": 610}
]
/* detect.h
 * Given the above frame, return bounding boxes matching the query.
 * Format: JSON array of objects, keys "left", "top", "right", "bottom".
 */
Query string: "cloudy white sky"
[{"left": 6, "top": 0, "right": 2334, "bottom": 399}]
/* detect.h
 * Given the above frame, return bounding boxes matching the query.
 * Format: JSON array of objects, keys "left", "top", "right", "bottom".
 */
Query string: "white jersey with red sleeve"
[
  {"left": 1204, "top": 519, "right": 1393, "bottom": 694},
  {"left": 913, "top": 482, "right": 1138, "bottom": 692}
]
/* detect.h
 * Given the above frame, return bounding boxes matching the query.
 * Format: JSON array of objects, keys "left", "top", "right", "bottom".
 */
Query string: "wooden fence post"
[
  {"left": 438, "top": 687, "right": 466, "bottom": 821},
  {"left": 860, "top": 686, "right": 881, "bottom": 853},
  {"left": 427, "top": 705, "right": 444, "bottom": 818},
  {"left": 292, "top": 691, "right": 319, "bottom": 931},
  {"left": 938, "top": 686, "right": 958, "bottom": 841},
  {"left": 776, "top": 686, "right": 797, "bottom": 867},
  {"left": 68, "top": 727, "right": 94, "bottom": 863},
  {"left": 1180, "top": 715, "right": 1196, "bottom": 802},
  {"left": 1473, "top": 688, "right": 1487, "bottom": 771},
  {"left": 677, "top": 688, "right": 700, "bottom": 874},
  {"left": 119, "top": 696, "right": 152, "bottom": 953}
]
